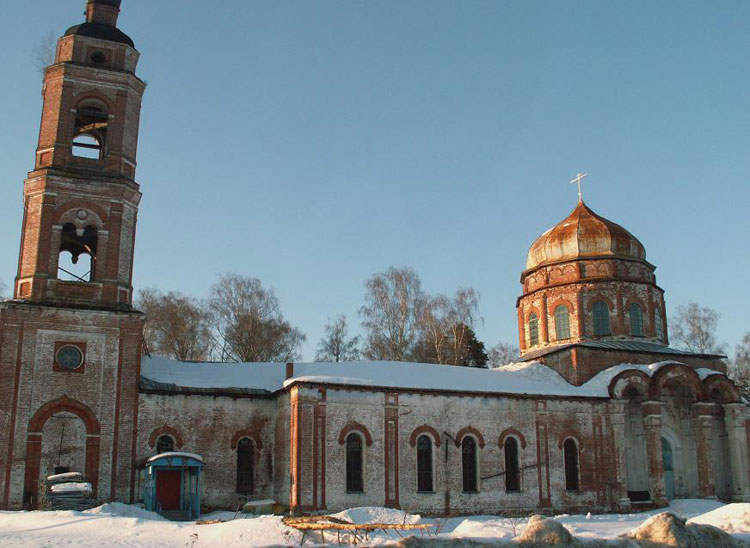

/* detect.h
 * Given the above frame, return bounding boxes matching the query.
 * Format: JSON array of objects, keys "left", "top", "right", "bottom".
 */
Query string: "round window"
[{"left": 56, "top": 345, "right": 84, "bottom": 370}]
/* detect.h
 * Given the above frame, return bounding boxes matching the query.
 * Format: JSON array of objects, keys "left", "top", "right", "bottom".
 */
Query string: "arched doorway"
[
  {"left": 662, "top": 437, "right": 675, "bottom": 501},
  {"left": 623, "top": 388, "right": 649, "bottom": 501},
  {"left": 24, "top": 397, "right": 100, "bottom": 508}
]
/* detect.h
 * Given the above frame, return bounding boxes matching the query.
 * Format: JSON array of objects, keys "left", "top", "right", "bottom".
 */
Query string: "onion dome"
[{"left": 525, "top": 200, "right": 646, "bottom": 271}]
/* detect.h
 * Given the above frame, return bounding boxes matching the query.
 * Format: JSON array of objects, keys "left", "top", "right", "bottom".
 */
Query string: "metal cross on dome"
[{"left": 570, "top": 172, "right": 588, "bottom": 202}]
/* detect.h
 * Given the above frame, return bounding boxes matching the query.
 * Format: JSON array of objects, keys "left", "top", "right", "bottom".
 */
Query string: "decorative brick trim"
[
  {"left": 525, "top": 306, "right": 541, "bottom": 322},
  {"left": 338, "top": 421, "right": 373, "bottom": 447},
  {"left": 72, "top": 90, "right": 116, "bottom": 113},
  {"left": 498, "top": 428, "right": 527, "bottom": 449},
  {"left": 147, "top": 425, "right": 184, "bottom": 449},
  {"left": 703, "top": 375, "right": 741, "bottom": 404},
  {"left": 649, "top": 363, "right": 704, "bottom": 401},
  {"left": 230, "top": 429, "right": 264, "bottom": 450},
  {"left": 454, "top": 425, "right": 486, "bottom": 448},
  {"left": 557, "top": 431, "right": 584, "bottom": 451},
  {"left": 28, "top": 396, "right": 100, "bottom": 435},
  {"left": 408, "top": 424, "right": 441, "bottom": 447},
  {"left": 608, "top": 369, "right": 651, "bottom": 399},
  {"left": 548, "top": 298, "right": 574, "bottom": 316},
  {"left": 55, "top": 201, "right": 110, "bottom": 225},
  {"left": 586, "top": 295, "right": 616, "bottom": 312}
]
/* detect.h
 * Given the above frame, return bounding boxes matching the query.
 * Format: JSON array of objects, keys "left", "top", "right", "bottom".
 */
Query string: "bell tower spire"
[{"left": 15, "top": 0, "right": 144, "bottom": 309}]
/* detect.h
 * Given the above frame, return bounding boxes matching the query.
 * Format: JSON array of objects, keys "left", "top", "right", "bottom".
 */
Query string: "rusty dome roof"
[{"left": 525, "top": 200, "right": 646, "bottom": 271}]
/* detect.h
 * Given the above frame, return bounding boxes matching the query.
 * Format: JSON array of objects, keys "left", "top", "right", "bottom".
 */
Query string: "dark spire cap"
[{"left": 88, "top": 0, "right": 122, "bottom": 7}]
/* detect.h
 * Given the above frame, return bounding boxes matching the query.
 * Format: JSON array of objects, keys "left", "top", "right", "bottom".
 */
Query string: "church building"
[{"left": 0, "top": 0, "right": 747, "bottom": 518}]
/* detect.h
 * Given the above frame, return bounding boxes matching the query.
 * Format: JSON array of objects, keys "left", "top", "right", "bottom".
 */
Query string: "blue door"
[{"left": 661, "top": 438, "right": 675, "bottom": 500}]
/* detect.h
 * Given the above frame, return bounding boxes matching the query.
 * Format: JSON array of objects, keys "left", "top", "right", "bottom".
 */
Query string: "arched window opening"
[
  {"left": 593, "top": 301, "right": 611, "bottom": 336},
  {"left": 563, "top": 439, "right": 580, "bottom": 491},
  {"left": 236, "top": 437, "right": 254, "bottom": 493},
  {"left": 345, "top": 433, "right": 364, "bottom": 493},
  {"left": 528, "top": 313, "right": 539, "bottom": 346},
  {"left": 156, "top": 435, "right": 174, "bottom": 454},
  {"left": 554, "top": 305, "right": 571, "bottom": 340},
  {"left": 58, "top": 223, "right": 97, "bottom": 282},
  {"left": 654, "top": 310, "right": 664, "bottom": 341},
  {"left": 630, "top": 303, "right": 644, "bottom": 337},
  {"left": 504, "top": 437, "right": 520, "bottom": 492},
  {"left": 416, "top": 435, "right": 433, "bottom": 492},
  {"left": 461, "top": 437, "right": 478, "bottom": 493},
  {"left": 72, "top": 103, "right": 108, "bottom": 160}
]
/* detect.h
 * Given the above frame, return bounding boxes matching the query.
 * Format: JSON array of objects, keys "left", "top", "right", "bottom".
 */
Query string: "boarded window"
[
  {"left": 564, "top": 439, "right": 580, "bottom": 491},
  {"left": 236, "top": 437, "right": 254, "bottom": 493},
  {"left": 528, "top": 313, "right": 539, "bottom": 346},
  {"left": 156, "top": 435, "right": 174, "bottom": 454},
  {"left": 630, "top": 303, "right": 644, "bottom": 336},
  {"left": 346, "top": 433, "right": 364, "bottom": 493},
  {"left": 593, "top": 301, "right": 611, "bottom": 336},
  {"left": 462, "top": 437, "right": 478, "bottom": 493},
  {"left": 504, "top": 437, "right": 520, "bottom": 492},
  {"left": 554, "top": 305, "right": 571, "bottom": 340},
  {"left": 416, "top": 435, "right": 433, "bottom": 492}
]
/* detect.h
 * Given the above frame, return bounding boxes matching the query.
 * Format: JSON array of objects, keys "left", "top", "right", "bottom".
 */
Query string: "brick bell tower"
[
  {"left": 0, "top": 0, "right": 146, "bottom": 509},
  {"left": 15, "top": 0, "right": 144, "bottom": 307}
]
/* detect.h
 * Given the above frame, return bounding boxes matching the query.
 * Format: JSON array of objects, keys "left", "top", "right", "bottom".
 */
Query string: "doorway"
[
  {"left": 156, "top": 470, "right": 182, "bottom": 510},
  {"left": 662, "top": 437, "right": 675, "bottom": 500}
]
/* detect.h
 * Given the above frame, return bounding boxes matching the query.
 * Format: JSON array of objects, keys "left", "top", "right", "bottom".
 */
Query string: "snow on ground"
[{"left": 0, "top": 499, "right": 748, "bottom": 547}]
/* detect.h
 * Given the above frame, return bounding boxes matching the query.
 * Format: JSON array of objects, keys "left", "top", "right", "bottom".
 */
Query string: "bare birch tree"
[
  {"left": 360, "top": 267, "right": 423, "bottom": 361},
  {"left": 669, "top": 302, "right": 727, "bottom": 355},
  {"left": 487, "top": 342, "right": 520, "bottom": 367},
  {"left": 137, "top": 288, "right": 212, "bottom": 361},
  {"left": 209, "top": 273, "right": 305, "bottom": 362},
  {"left": 315, "top": 315, "right": 360, "bottom": 362}
]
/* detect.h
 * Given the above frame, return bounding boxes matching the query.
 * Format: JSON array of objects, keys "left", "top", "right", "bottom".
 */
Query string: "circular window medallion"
[
  {"left": 76, "top": 209, "right": 89, "bottom": 220},
  {"left": 56, "top": 345, "right": 84, "bottom": 370}
]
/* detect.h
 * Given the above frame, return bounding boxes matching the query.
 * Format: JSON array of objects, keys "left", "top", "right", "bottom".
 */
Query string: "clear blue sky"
[{"left": 1, "top": 1, "right": 749, "bottom": 360}]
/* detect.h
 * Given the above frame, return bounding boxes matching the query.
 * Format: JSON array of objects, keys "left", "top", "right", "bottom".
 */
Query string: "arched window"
[
  {"left": 554, "top": 305, "right": 571, "bottom": 340},
  {"left": 236, "top": 437, "right": 254, "bottom": 493},
  {"left": 504, "top": 437, "right": 520, "bottom": 492},
  {"left": 630, "top": 303, "right": 644, "bottom": 336},
  {"left": 346, "top": 433, "right": 364, "bottom": 493},
  {"left": 528, "top": 313, "right": 539, "bottom": 346},
  {"left": 593, "top": 301, "right": 611, "bottom": 336},
  {"left": 563, "top": 439, "right": 580, "bottom": 491},
  {"left": 72, "top": 103, "right": 108, "bottom": 160},
  {"left": 416, "top": 435, "right": 433, "bottom": 492},
  {"left": 156, "top": 435, "right": 174, "bottom": 454},
  {"left": 654, "top": 310, "right": 664, "bottom": 341},
  {"left": 461, "top": 437, "right": 478, "bottom": 493}
]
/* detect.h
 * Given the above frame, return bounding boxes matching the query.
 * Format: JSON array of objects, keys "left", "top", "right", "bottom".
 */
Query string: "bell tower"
[
  {"left": 15, "top": 0, "right": 145, "bottom": 309},
  {"left": 0, "top": 0, "right": 146, "bottom": 510}
]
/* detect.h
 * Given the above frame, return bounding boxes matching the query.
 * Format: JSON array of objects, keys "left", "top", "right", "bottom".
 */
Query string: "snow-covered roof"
[{"left": 140, "top": 356, "right": 723, "bottom": 399}]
